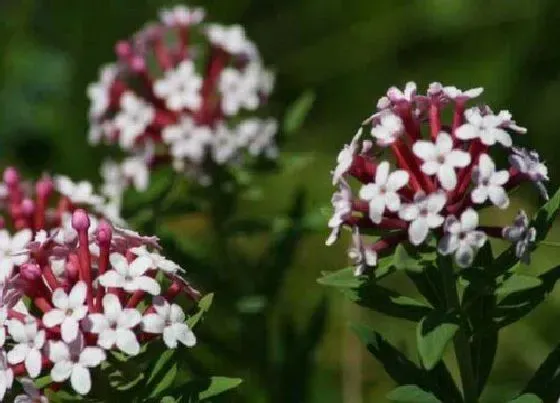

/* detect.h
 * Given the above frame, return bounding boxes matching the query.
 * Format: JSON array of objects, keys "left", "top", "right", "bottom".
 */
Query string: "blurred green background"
[{"left": 2, "top": 0, "right": 560, "bottom": 401}]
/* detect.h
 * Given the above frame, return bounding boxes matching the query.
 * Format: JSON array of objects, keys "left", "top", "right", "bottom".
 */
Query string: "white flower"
[
  {"left": 332, "top": 128, "right": 362, "bottom": 185},
  {"left": 442, "top": 86, "right": 483, "bottom": 101},
  {"left": 471, "top": 154, "right": 510, "bottom": 209},
  {"left": 87, "top": 64, "right": 117, "bottom": 119},
  {"left": 496, "top": 110, "right": 527, "bottom": 134},
  {"left": 347, "top": 227, "right": 377, "bottom": 276},
  {"left": 0, "top": 351, "right": 13, "bottom": 401},
  {"left": 121, "top": 155, "right": 150, "bottom": 192},
  {"left": 212, "top": 124, "right": 239, "bottom": 164},
  {"left": 143, "top": 296, "right": 196, "bottom": 349},
  {"left": 0, "top": 229, "right": 32, "bottom": 283},
  {"left": 48, "top": 335, "right": 106, "bottom": 395},
  {"left": 358, "top": 162, "right": 409, "bottom": 224},
  {"left": 100, "top": 160, "right": 127, "bottom": 201},
  {"left": 54, "top": 176, "right": 104, "bottom": 206},
  {"left": 154, "top": 60, "right": 202, "bottom": 111},
  {"left": 386, "top": 81, "right": 417, "bottom": 103},
  {"left": 130, "top": 246, "right": 182, "bottom": 275},
  {"left": 438, "top": 209, "right": 487, "bottom": 268},
  {"left": 114, "top": 92, "right": 155, "bottom": 149},
  {"left": 502, "top": 210, "right": 536, "bottom": 264},
  {"left": 371, "top": 112, "right": 404, "bottom": 147},
  {"left": 219, "top": 65, "right": 260, "bottom": 116},
  {"left": 246, "top": 119, "right": 278, "bottom": 157},
  {"left": 206, "top": 24, "right": 252, "bottom": 55},
  {"left": 160, "top": 5, "right": 205, "bottom": 26},
  {"left": 509, "top": 147, "right": 549, "bottom": 200},
  {"left": 163, "top": 117, "right": 213, "bottom": 164},
  {"left": 6, "top": 318, "right": 45, "bottom": 378},
  {"left": 14, "top": 378, "right": 48, "bottom": 403},
  {"left": 98, "top": 253, "right": 161, "bottom": 295},
  {"left": 399, "top": 191, "right": 446, "bottom": 245},
  {"left": 43, "top": 282, "right": 88, "bottom": 343},
  {"left": 86, "top": 294, "right": 141, "bottom": 355},
  {"left": 326, "top": 179, "right": 352, "bottom": 246},
  {"left": 455, "top": 108, "right": 513, "bottom": 147},
  {"left": 413, "top": 131, "right": 471, "bottom": 191}
]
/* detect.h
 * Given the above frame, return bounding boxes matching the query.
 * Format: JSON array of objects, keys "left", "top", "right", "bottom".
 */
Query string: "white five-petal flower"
[
  {"left": 143, "top": 296, "right": 196, "bottom": 349},
  {"left": 114, "top": 92, "right": 155, "bottom": 149},
  {"left": 54, "top": 176, "right": 105, "bottom": 206},
  {"left": 371, "top": 112, "right": 404, "bottom": 147},
  {"left": 154, "top": 60, "right": 202, "bottom": 112},
  {"left": 455, "top": 108, "right": 513, "bottom": 147},
  {"left": 471, "top": 154, "right": 510, "bottom": 209},
  {"left": 219, "top": 63, "right": 261, "bottom": 116},
  {"left": 386, "top": 81, "right": 417, "bottom": 103},
  {"left": 0, "top": 228, "right": 32, "bottom": 283},
  {"left": 43, "top": 282, "right": 88, "bottom": 343},
  {"left": 438, "top": 209, "right": 487, "bottom": 268},
  {"left": 413, "top": 131, "right": 471, "bottom": 191},
  {"left": 326, "top": 179, "right": 353, "bottom": 246},
  {"left": 87, "top": 64, "right": 117, "bottom": 120},
  {"left": 48, "top": 335, "right": 106, "bottom": 395},
  {"left": 502, "top": 210, "right": 536, "bottom": 264},
  {"left": 130, "top": 246, "right": 182, "bottom": 275},
  {"left": 86, "top": 294, "right": 141, "bottom": 355},
  {"left": 332, "top": 128, "right": 362, "bottom": 185},
  {"left": 98, "top": 253, "right": 161, "bottom": 295},
  {"left": 6, "top": 318, "right": 45, "bottom": 378},
  {"left": 509, "top": 147, "right": 549, "bottom": 200},
  {"left": 359, "top": 162, "right": 409, "bottom": 224},
  {"left": 206, "top": 24, "right": 252, "bottom": 55},
  {"left": 399, "top": 191, "right": 446, "bottom": 245}
]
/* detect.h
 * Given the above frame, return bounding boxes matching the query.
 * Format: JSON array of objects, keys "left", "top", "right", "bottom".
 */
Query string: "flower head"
[{"left": 502, "top": 210, "right": 536, "bottom": 264}]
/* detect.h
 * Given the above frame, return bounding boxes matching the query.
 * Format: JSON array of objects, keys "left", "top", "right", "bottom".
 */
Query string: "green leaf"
[
  {"left": 509, "top": 394, "right": 543, "bottom": 403},
  {"left": 149, "top": 364, "right": 177, "bottom": 398},
  {"left": 282, "top": 90, "right": 315, "bottom": 134},
  {"left": 393, "top": 244, "right": 424, "bottom": 273},
  {"left": 533, "top": 187, "right": 560, "bottom": 241},
  {"left": 416, "top": 313, "right": 459, "bottom": 370},
  {"left": 495, "top": 274, "right": 542, "bottom": 298},
  {"left": 199, "top": 377, "right": 243, "bottom": 400},
  {"left": 317, "top": 267, "right": 365, "bottom": 288},
  {"left": 187, "top": 293, "right": 214, "bottom": 328},
  {"left": 387, "top": 385, "right": 443, "bottom": 402}
]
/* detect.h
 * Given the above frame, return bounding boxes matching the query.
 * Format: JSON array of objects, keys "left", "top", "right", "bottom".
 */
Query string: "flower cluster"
[
  {"left": 327, "top": 82, "right": 548, "bottom": 274},
  {"left": 0, "top": 168, "right": 201, "bottom": 399},
  {"left": 87, "top": 5, "right": 277, "bottom": 210}
]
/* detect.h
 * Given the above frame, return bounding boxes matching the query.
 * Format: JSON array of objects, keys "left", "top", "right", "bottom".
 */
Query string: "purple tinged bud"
[
  {"left": 36, "top": 177, "right": 54, "bottom": 198},
  {"left": 3, "top": 167, "right": 19, "bottom": 186},
  {"left": 21, "top": 263, "right": 42, "bottom": 281},
  {"left": 21, "top": 199, "right": 35, "bottom": 215},
  {"left": 71, "top": 209, "right": 90, "bottom": 231},
  {"left": 96, "top": 220, "right": 113, "bottom": 245}
]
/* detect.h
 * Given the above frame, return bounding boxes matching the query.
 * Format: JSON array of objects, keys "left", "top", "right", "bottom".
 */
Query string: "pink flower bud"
[
  {"left": 3, "top": 167, "right": 19, "bottom": 186},
  {"left": 71, "top": 209, "right": 90, "bottom": 231},
  {"left": 20, "top": 263, "right": 42, "bottom": 281}
]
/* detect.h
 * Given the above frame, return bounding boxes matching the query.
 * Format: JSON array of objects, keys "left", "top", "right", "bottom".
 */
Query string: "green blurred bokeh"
[{"left": 2, "top": 1, "right": 560, "bottom": 401}]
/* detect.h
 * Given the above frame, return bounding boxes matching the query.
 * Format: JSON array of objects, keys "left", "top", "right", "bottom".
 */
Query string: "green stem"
[{"left": 441, "top": 265, "right": 477, "bottom": 403}]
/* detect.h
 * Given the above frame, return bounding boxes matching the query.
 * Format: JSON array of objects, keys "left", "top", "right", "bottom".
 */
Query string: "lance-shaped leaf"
[
  {"left": 495, "top": 273, "right": 543, "bottom": 299},
  {"left": 387, "top": 385, "right": 443, "bottom": 403},
  {"left": 522, "top": 341, "right": 560, "bottom": 401},
  {"left": 282, "top": 90, "right": 315, "bottom": 135},
  {"left": 509, "top": 394, "right": 543, "bottom": 403},
  {"left": 416, "top": 311, "right": 459, "bottom": 371}
]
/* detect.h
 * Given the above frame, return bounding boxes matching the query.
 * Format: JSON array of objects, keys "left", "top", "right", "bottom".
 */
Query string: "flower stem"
[{"left": 441, "top": 264, "right": 477, "bottom": 403}]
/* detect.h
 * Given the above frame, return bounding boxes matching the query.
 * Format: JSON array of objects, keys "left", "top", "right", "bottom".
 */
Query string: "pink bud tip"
[
  {"left": 36, "top": 177, "right": 54, "bottom": 197},
  {"left": 21, "top": 264, "right": 42, "bottom": 281},
  {"left": 21, "top": 199, "right": 35, "bottom": 215},
  {"left": 3, "top": 167, "right": 19, "bottom": 186},
  {"left": 71, "top": 209, "right": 90, "bottom": 231},
  {"left": 115, "top": 41, "right": 132, "bottom": 58},
  {"left": 96, "top": 220, "right": 113, "bottom": 245},
  {"left": 130, "top": 56, "right": 146, "bottom": 72}
]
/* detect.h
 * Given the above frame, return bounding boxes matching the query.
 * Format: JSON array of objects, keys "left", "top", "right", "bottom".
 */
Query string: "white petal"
[
  {"left": 477, "top": 154, "right": 494, "bottom": 179},
  {"left": 102, "top": 294, "right": 122, "bottom": 322},
  {"left": 437, "top": 165, "right": 458, "bottom": 191},
  {"left": 172, "top": 323, "right": 196, "bottom": 347},
  {"left": 69, "top": 282, "right": 87, "bottom": 308},
  {"left": 48, "top": 341, "right": 69, "bottom": 363},
  {"left": 421, "top": 161, "right": 440, "bottom": 176},
  {"left": 117, "top": 309, "right": 142, "bottom": 329},
  {"left": 426, "top": 213, "right": 444, "bottom": 228},
  {"left": 493, "top": 128, "right": 513, "bottom": 147},
  {"left": 115, "top": 329, "right": 140, "bottom": 355},
  {"left": 435, "top": 132, "right": 453, "bottom": 154},
  {"left": 460, "top": 209, "right": 479, "bottom": 231},
  {"left": 368, "top": 198, "right": 386, "bottom": 224},
  {"left": 7, "top": 320, "right": 26, "bottom": 343},
  {"left": 98, "top": 271, "right": 125, "bottom": 288},
  {"left": 163, "top": 326, "right": 178, "bottom": 348},
  {"left": 358, "top": 184, "right": 379, "bottom": 201},
  {"left": 466, "top": 231, "right": 487, "bottom": 249},
  {"left": 43, "top": 309, "right": 66, "bottom": 328},
  {"left": 488, "top": 186, "right": 509, "bottom": 209},
  {"left": 169, "top": 304, "right": 185, "bottom": 323},
  {"left": 71, "top": 306, "right": 88, "bottom": 321},
  {"left": 11, "top": 229, "right": 32, "bottom": 250},
  {"left": 126, "top": 276, "right": 161, "bottom": 295},
  {"left": 384, "top": 192, "right": 401, "bottom": 212},
  {"left": 409, "top": 219, "right": 429, "bottom": 246},
  {"left": 471, "top": 187, "right": 488, "bottom": 204},
  {"left": 426, "top": 192, "right": 446, "bottom": 212},
  {"left": 386, "top": 171, "right": 409, "bottom": 191},
  {"left": 80, "top": 347, "right": 106, "bottom": 367},
  {"left": 61, "top": 318, "right": 79, "bottom": 343},
  {"left": 109, "top": 253, "right": 128, "bottom": 276},
  {"left": 97, "top": 329, "right": 117, "bottom": 350},
  {"left": 455, "top": 124, "right": 479, "bottom": 140},
  {"left": 143, "top": 314, "right": 165, "bottom": 334},
  {"left": 455, "top": 244, "right": 475, "bottom": 268},
  {"left": 71, "top": 365, "right": 91, "bottom": 395},
  {"left": 491, "top": 171, "right": 510, "bottom": 186},
  {"left": 398, "top": 204, "right": 419, "bottom": 222},
  {"left": 7, "top": 344, "right": 29, "bottom": 364},
  {"left": 447, "top": 151, "right": 471, "bottom": 168},
  {"left": 375, "top": 162, "right": 390, "bottom": 185},
  {"left": 25, "top": 349, "right": 42, "bottom": 378},
  {"left": 51, "top": 361, "right": 73, "bottom": 382},
  {"left": 51, "top": 289, "right": 69, "bottom": 310},
  {"left": 438, "top": 234, "right": 460, "bottom": 255},
  {"left": 129, "top": 256, "right": 152, "bottom": 277},
  {"left": 413, "top": 141, "right": 436, "bottom": 161}
]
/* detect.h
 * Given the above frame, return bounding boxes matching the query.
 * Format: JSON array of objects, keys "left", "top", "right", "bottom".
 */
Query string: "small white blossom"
[
  {"left": 43, "top": 282, "right": 88, "bottom": 343},
  {"left": 347, "top": 227, "right": 377, "bottom": 276},
  {"left": 471, "top": 154, "right": 510, "bottom": 209},
  {"left": 509, "top": 147, "right": 549, "bottom": 200},
  {"left": 6, "top": 318, "right": 45, "bottom": 378},
  {"left": 371, "top": 112, "right": 404, "bottom": 147},
  {"left": 0, "top": 229, "right": 32, "bottom": 283},
  {"left": 212, "top": 124, "right": 239, "bottom": 164},
  {"left": 455, "top": 108, "right": 513, "bottom": 147},
  {"left": 386, "top": 81, "right": 417, "bottom": 103},
  {"left": 154, "top": 60, "right": 202, "bottom": 112},
  {"left": 438, "top": 209, "right": 487, "bottom": 268},
  {"left": 496, "top": 110, "right": 527, "bottom": 134},
  {"left": 502, "top": 210, "right": 536, "bottom": 264},
  {"left": 143, "top": 296, "right": 196, "bottom": 349},
  {"left": 399, "top": 191, "right": 446, "bottom": 245},
  {"left": 98, "top": 253, "right": 161, "bottom": 295},
  {"left": 114, "top": 92, "right": 155, "bottom": 149},
  {"left": 163, "top": 117, "right": 214, "bottom": 165},
  {"left": 206, "top": 24, "right": 252, "bottom": 55},
  {"left": 160, "top": 5, "right": 205, "bottom": 26},
  {"left": 54, "top": 176, "right": 105, "bottom": 206},
  {"left": 130, "top": 246, "right": 183, "bottom": 274},
  {"left": 246, "top": 119, "right": 278, "bottom": 158},
  {"left": 219, "top": 65, "right": 260, "bottom": 116},
  {"left": 358, "top": 162, "right": 409, "bottom": 224},
  {"left": 49, "top": 335, "right": 106, "bottom": 395},
  {"left": 87, "top": 64, "right": 117, "bottom": 119},
  {"left": 442, "top": 86, "right": 483, "bottom": 101},
  {"left": 86, "top": 294, "right": 141, "bottom": 355},
  {"left": 332, "top": 128, "right": 362, "bottom": 185},
  {"left": 326, "top": 179, "right": 352, "bottom": 246},
  {"left": 0, "top": 351, "right": 13, "bottom": 401},
  {"left": 413, "top": 131, "right": 471, "bottom": 191},
  {"left": 14, "top": 378, "right": 48, "bottom": 403}
]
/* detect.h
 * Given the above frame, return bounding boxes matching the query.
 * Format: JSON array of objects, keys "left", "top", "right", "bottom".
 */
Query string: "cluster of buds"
[
  {"left": 327, "top": 82, "right": 549, "bottom": 275},
  {"left": 87, "top": 5, "right": 277, "bottom": 210},
  {"left": 0, "top": 168, "right": 201, "bottom": 400}
]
